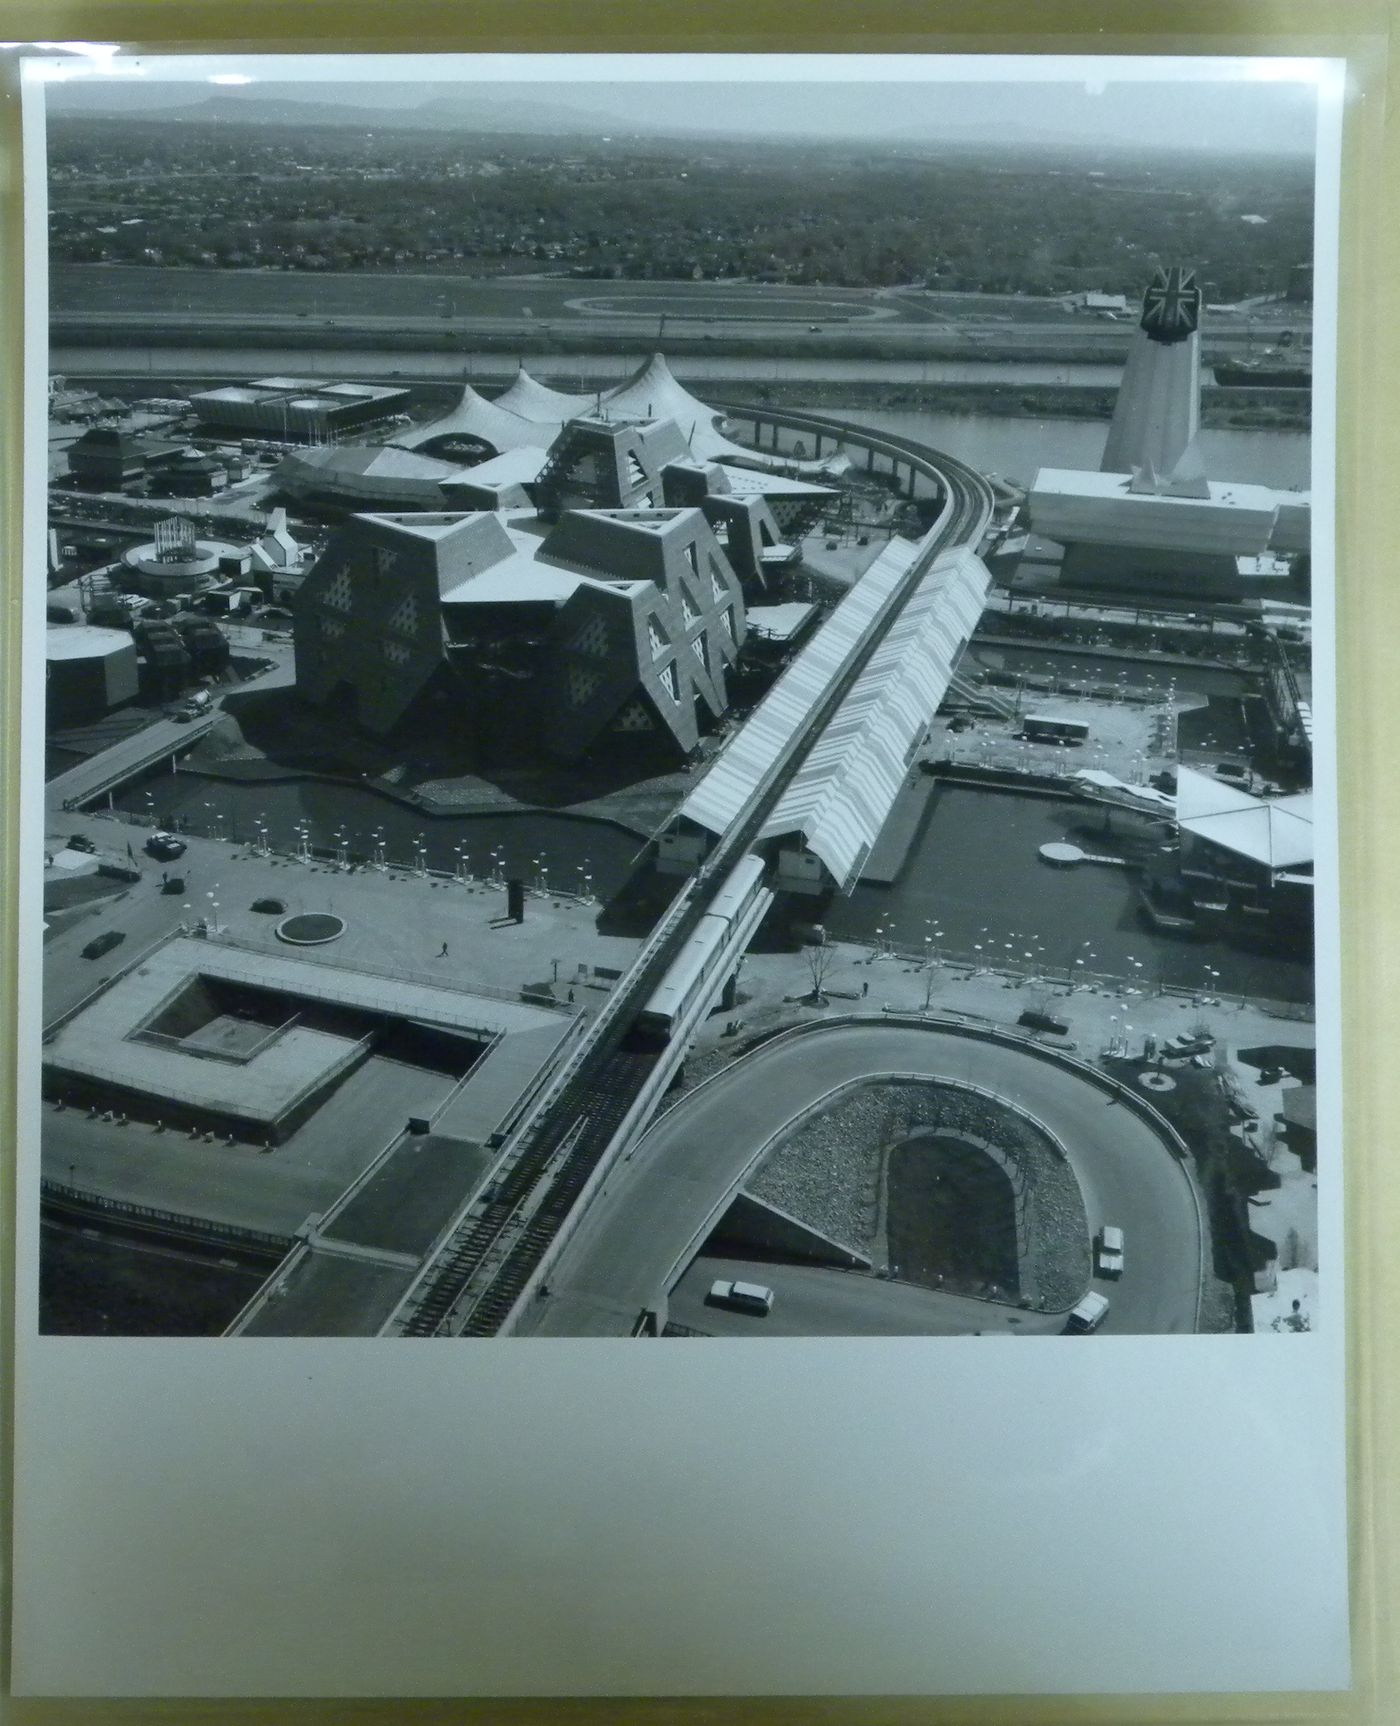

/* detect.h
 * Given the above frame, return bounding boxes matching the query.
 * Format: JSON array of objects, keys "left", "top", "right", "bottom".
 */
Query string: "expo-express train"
[{"left": 634, "top": 854, "right": 770, "bottom": 1043}]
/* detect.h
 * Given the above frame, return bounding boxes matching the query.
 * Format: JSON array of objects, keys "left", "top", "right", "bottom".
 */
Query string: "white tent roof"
[
  {"left": 395, "top": 355, "right": 836, "bottom": 473},
  {"left": 493, "top": 368, "right": 593, "bottom": 421},
  {"left": 394, "top": 385, "right": 551, "bottom": 455},
  {"left": 1175, "top": 766, "right": 1314, "bottom": 870}
]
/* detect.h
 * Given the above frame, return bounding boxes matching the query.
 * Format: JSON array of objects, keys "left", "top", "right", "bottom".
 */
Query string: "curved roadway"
[{"left": 525, "top": 1020, "right": 1204, "bottom": 1338}]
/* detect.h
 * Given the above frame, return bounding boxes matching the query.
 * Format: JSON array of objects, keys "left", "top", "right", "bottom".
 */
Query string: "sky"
[{"left": 46, "top": 70, "right": 1321, "bottom": 155}]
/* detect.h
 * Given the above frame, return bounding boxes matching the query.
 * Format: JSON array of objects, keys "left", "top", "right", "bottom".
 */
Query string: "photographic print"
[{"left": 32, "top": 54, "right": 1331, "bottom": 1346}]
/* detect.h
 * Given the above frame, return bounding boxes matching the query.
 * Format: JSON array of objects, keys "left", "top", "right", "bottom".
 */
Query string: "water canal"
[
  {"left": 110, "top": 774, "right": 646, "bottom": 900},
  {"left": 820, "top": 408, "right": 1311, "bottom": 492},
  {"left": 822, "top": 784, "right": 1312, "bottom": 1007}
]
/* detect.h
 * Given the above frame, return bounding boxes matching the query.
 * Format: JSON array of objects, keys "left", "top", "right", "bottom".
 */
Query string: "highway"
[
  {"left": 524, "top": 1020, "right": 1205, "bottom": 1338},
  {"left": 667, "top": 1255, "right": 1064, "bottom": 1338},
  {"left": 51, "top": 265, "right": 1311, "bottom": 352}
]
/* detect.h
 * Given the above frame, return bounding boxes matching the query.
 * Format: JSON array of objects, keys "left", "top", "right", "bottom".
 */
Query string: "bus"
[{"left": 1023, "top": 713, "right": 1090, "bottom": 745}]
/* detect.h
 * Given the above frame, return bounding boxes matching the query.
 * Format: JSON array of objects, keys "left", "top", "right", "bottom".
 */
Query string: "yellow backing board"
[{"left": 2, "top": 3, "right": 1398, "bottom": 1722}]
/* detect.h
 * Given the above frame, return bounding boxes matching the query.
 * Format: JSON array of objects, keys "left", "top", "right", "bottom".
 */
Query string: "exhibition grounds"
[{"left": 39, "top": 269, "right": 1320, "bottom": 1340}]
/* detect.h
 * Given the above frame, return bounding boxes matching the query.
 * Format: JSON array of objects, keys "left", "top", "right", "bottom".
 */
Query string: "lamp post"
[
  {"left": 371, "top": 826, "right": 386, "bottom": 872},
  {"left": 206, "top": 889, "right": 221, "bottom": 936}
]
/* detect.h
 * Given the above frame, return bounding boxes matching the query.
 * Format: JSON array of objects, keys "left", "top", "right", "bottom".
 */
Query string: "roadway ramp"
[{"left": 709, "top": 1190, "right": 872, "bottom": 1271}]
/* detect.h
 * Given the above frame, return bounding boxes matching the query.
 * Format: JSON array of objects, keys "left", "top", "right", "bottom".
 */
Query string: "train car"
[{"left": 634, "top": 854, "right": 769, "bottom": 1044}]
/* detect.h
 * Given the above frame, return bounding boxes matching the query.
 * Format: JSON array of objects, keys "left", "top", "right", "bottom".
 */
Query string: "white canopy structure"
[
  {"left": 393, "top": 384, "right": 549, "bottom": 455},
  {"left": 493, "top": 369, "right": 593, "bottom": 422},
  {"left": 395, "top": 354, "right": 833, "bottom": 473},
  {"left": 1175, "top": 766, "right": 1314, "bottom": 873}
]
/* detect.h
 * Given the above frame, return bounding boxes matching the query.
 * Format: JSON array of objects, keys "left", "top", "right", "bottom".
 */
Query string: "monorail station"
[{"left": 660, "top": 541, "right": 992, "bottom": 895}]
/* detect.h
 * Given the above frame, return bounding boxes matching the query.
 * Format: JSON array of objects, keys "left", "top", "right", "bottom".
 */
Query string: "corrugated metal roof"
[
  {"left": 676, "top": 536, "right": 922, "bottom": 838},
  {"left": 759, "top": 546, "right": 991, "bottom": 887}
]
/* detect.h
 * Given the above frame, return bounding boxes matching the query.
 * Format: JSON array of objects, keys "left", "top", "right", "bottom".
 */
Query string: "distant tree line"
[{"left": 48, "top": 119, "right": 1313, "bottom": 300}]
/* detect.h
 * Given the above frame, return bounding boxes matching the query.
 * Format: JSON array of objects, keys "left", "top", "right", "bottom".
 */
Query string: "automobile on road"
[
  {"left": 144, "top": 831, "right": 186, "bottom": 861},
  {"left": 81, "top": 929, "right": 125, "bottom": 961},
  {"left": 707, "top": 1279, "right": 775, "bottom": 1315}
]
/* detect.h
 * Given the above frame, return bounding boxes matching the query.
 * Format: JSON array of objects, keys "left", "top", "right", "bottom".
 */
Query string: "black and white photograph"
[{"left": 31, "top": 57, "right": 1331, "bottom": 1346}]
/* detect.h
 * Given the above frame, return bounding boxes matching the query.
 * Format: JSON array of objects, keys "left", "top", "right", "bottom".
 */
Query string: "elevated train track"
[{"left": 389, "top": 415, "right": 994, "bottom": 1338}]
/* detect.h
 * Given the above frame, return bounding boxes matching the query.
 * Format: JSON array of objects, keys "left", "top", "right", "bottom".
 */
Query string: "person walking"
[{"left": 438, "top": 940, "right": 449, "bottom": 958}]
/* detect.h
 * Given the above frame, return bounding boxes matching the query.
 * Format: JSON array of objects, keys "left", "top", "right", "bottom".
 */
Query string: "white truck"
[{"left": 707, "top": 1279, "right": 775, "bottom": 1316}]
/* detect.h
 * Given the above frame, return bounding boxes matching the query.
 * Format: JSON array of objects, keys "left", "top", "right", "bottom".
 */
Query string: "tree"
[{"left": 804, "top": 941, "right": 835, "bottom": 1006}]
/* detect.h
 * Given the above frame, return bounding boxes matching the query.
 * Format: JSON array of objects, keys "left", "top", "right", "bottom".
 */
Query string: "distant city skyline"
[{"left": 46, "top": 72, "right": 1320, "bottom": 155}]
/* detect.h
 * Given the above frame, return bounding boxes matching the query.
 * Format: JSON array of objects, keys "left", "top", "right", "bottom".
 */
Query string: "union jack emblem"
[{"left": 1140, "top": 266, "right": 1201, "bottom": 344}]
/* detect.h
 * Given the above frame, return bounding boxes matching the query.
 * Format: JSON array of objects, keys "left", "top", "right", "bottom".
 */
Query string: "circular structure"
[
  {"left": 275, "top": 912, "right": 346, "bottom": 946},
  {"left": 45, "top": 623, "right": 140, "bottom": 727},
  {"left": 1139, "top": 1070, "right": 1177, "bottom": 1092},
  {"left": 563, "top": 290, "right": 894, "bottom": 324},
  {"left": 122, "top": 516, "right": 248, "bottom": 599},
  {"left": 1039, "top": 841, "right": 1085, "bottom": 866}
]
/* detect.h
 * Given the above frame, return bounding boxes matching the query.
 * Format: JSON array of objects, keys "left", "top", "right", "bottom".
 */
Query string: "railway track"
[{"left": 393, "top": 419, "right": 994, "bottom": 1338}]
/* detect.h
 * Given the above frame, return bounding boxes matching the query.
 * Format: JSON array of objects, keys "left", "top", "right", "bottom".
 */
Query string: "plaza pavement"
[{"left": 38, "top": 815, "right": 644, "bottom": 1230}]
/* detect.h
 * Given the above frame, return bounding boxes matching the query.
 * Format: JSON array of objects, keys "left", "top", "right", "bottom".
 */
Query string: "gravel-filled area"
[{"left": 748, "top": 1078, "right": 1090, "bottom": 1309}]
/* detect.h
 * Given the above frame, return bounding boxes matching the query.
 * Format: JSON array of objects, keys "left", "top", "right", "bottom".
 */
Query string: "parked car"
[
  {"left": 1096, "top": 1226, "right": 1125, "bottom": 1280},
  {"left": 81, "top": 930, "right": 125, "bottom": 961},
  {"left": 144, "top": 831, "right": 186, "bottom": 862},
  {"left": 1065, "top": 1290, "right": 1110, "bottom": 1333},
  {"left": 66, "top": 833, "right": 97, "bottom": 854}
]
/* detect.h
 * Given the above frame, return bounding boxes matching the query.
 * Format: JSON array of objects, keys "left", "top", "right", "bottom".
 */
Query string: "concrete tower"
[{"left": 1100, "top": 266, "right": 1209, "bottom": 499}]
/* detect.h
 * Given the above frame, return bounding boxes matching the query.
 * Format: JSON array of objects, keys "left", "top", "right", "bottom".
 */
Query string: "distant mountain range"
[
  {"left": 43, "top": 80, "right": 1310, "bottom": 155},
  {"left": 47, "top": 85, "right": 643, "bottom": 136}
]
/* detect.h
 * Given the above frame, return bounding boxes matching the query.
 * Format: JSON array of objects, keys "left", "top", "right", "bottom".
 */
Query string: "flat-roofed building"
[
  {"left": 1028, "top": 466, "right": 1291, "bottom": 591},
  {"left": 190, "top": 378, "right": 411, "bottom": 441}
]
